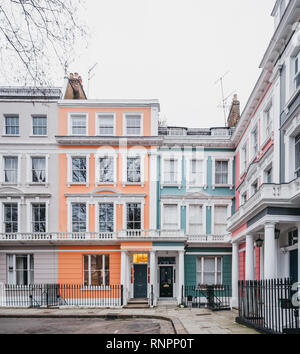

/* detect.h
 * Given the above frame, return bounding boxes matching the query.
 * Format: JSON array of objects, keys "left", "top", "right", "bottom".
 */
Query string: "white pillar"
[
  {"left": 264, "top": 223, "right": 277, "bottom": 279},
  {"left": 150, "top": 251, "right": 156, "bottom": 306},
  {"left": 298, "top": 225, "right": 300, "bottom": 284},
  {"left": 121, "top": 251, "right": 128, "bottom": 305},
  {"left": 178, "top": 250, "right": 185, "bottom": 305},
  {"left": 231, "top": 241, "right": 239, "bottom": 308},
  {"left": 260, "top": 244, "right": 264, "bottom": 280},
  {"left": 245, "top": 235, "right": 255, "bottom": 280}
]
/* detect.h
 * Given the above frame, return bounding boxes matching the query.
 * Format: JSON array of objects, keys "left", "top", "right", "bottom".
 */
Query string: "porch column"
[
  {"left": 149, "top": 251, "right": 156, "bottom": 306},
  {"left": 121, "top": 250, "right": 128, "bottom": 305},
  {"left": 245, "top": 235, "right": 254, "bottom": 280},
  {"left": 260, "top": 244, "right": 264, "bottom": 280},
  {"left": 298, "top": 224, "right": 300, "bottom": 284},
  {"left": 264, "top": 223, "right": 277, "bottom": 279},
  {"left": 178, "top": 250, "right": 185, "bottom": 305},
  {"left": 231, "top": 241, "right": 239, "bottom": 307}
]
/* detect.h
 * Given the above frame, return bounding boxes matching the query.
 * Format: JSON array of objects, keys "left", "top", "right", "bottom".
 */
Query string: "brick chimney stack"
[
  {"left": 63, "top": 72, "right": 87, "bottom": 100},
  {"left": 227, "top": 94, "right": 240, "bottom": 128}
]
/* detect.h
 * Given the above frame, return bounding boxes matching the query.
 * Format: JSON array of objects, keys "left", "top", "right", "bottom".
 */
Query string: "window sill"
[
  {"left": 81, "top": 286, "right": 111, "bottom": 291},
  {"left": 2, "top": 135, "right": 20, "bottom": 137},
  {"left": 160, "top": 183, "right": 182, "bottom": 189},
  {"left": 28, "top": 182, "right": 48, "bottom": 186},
  {"left": 123, "top": 182, "right": 144, "bottom": 186},
  {"left": 29, "top": 135, "right": 48, "bottom": 138},
  {"left": 187, "top": 184, "right": 207, "bottom": 189},
  {"left": 212, "top": 184, "right": 233, "bottom": 189}
]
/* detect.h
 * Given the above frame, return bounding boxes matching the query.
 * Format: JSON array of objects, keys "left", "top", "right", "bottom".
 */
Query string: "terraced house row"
[{"left": 0, "top": 0, "right": 300, "bottom": 314}]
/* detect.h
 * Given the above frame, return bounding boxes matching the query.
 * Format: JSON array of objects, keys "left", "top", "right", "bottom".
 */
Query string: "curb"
[{"left": 0, "top": 312, "right": 188, "bottom": 334}]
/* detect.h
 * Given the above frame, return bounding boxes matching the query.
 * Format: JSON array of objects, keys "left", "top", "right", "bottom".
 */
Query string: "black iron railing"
[
  {"left": 237, "top": 279, "right": 300, "bottom": 334},
  {"left": 2, "top": 284, "right": 123, "bottom": 308},
  {"left": 182, "top": 284, "right": 231, "bottom": 310}
]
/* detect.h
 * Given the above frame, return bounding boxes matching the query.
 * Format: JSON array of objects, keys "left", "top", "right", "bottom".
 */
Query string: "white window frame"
[
  {"left": 161, "top": 153, "right": 182, "bottom": 188},
  {"left": 121, "top": 150, "right": 145, "bottom": 187},
  {"left": 27, "top": 155, "right": 49, "bottom": 185},
  {"left": 3, "top": 115, "right": 20, "bottom": 136},
  {"left": 124, "top": 202, "right": 144, "bottom": 231},
  {"left": 2, "top": 201, "right": 20, "bottom": 234},
  {"left": 196, "top": 256, "right": 223, "bottom": 286},
  {"left": 96, "top": 113, "right": 116, "bottom": 136},
  {"left": 95, "top": 151, "right": 117, "bottom": 186},
  {"left": 67, "top": 201, "right": 89, "bottom": 233},
  {"left": 27, "top": 201, "right": 49, "bottom": 233},
  {"left": 1, "top": 154, "right": 20, "bottom": 185},
  {"left": 240, "top": 143, "right": 247, "bottom": 175},
  {"left": 7, "top": 254, "right": 34, "bottom": 285},
  {"left": 31, "top": 115, "right": 47, "bottom": 136},
  {"left": 293, "top": 50, "right": 300, "bottom": 92},
  {"left": 186, "top": 158, "right": 207, "bottom": 188},
  {"left": 95, "top": 202, "right": 116, "bottom": 233},
  {"left": 211, "top": 203, "right": 231, "bottom": 235},
  {"left": 251, "top": 125, "right": 259, "bottom": 159},
  {"left": 83, "top": 254, "right": 110, "bottom": 287},
  {"left": 212, "top": 157, "right": 233, "bottom": 189},
  {"left": 187, "top": 203, "right": 206, "bottom": 235},
  {"left": 262, "top": 102, "right": 273, "bottom": 145},
  {"left": 67, "top": 154, "right": 90, "bottom": 187},
  {"left": 68, "top": 112, "right": 88, "bottom": 136},
  {"left": 161, "top": 203, "right": 180, "bottom": 230},
  {"left": 123, "top": 113, "right": 143, "bottom": 136}
]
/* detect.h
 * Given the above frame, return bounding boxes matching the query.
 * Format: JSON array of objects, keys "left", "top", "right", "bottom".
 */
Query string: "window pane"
[
  {"left": 127, "top": 158, "right": 141, "bottom": 183},
  {"left": 72, "top": 157, "right": 86, "bottom": 183},
  {"left": 32, "top": 117, "right": 47, "bottom": 135},
  {"left": 72, "top": 203, "right": 86, "bottom": 232},
  {"left": 5, "top": 116, "right": 19, "bottom": 135},
  {"left": 99, "top": 203, "right": 114, "bottom": 232},
  {"left": 164, "top": 159, "right": 177, "bottom": 183},
  {"left": 190, "top": 160, "right": 203, "bottom": 185},
  {"left": 214, "top": 206, "right": 227, "bottom": 234},
  {"left": 127, "top": 203, "right": 141, "bottom": 229},
  {"left": 4, "top": 203, "right": 18, "bottom": 233},
  {"left": 189, "top": 205, "right": 203, "bottom": 234},
  {"left": 215, "top": 161, "right": 228, "bottom": 184},
  {"left": 32, "top": 203, "right": 46, "bottom": 232},
  {"left": 4, "top": 157, "right": 18, "bottom": 183},
  {"left": 126, "top": 115, "right": 141, "bottom": 135},
  {"left": 163, "top": 205, "right": 178, "bottom": 229},
  {"left": 99, "top": 115, "right": 114, "bottom": 135},
  {"left": 32, "top": 157, "right": 46, "bottom": 183},
  {"left": 71, "top": 115, "right": 87, "bottom": 135},
  {"left": 99, "top": 157, "right": 113, "bottom": 183}
]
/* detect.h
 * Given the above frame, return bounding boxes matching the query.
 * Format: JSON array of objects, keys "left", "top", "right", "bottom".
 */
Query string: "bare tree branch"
[{"left": 0, "top": 0, "right": 88, "bottom": 86}]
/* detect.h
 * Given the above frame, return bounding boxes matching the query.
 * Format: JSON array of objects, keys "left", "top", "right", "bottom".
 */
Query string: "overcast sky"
[{"left": 69, "top": 0, "right": 275, "bottom": 128}]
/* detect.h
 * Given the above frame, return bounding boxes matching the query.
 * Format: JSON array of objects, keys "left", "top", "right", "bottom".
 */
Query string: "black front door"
[
  {"left": 134, "top": 264, "right": 147, "bottom": 298},
  {"left": 160, "top": 266, "right": 173, "bottom": 298}
]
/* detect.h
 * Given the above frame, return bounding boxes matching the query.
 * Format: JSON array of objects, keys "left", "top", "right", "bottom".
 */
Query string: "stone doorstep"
[{"left": 0, "top": 310, "right": 187, "bottom": 335}]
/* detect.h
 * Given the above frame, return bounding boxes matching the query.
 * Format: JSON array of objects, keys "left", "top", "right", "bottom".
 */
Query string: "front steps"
[
  {"left": 157, "top": 298, "right": 178, "bottom": 307},
  {"left": 124, "top": 298, "right": 150, "bottom": 309}
]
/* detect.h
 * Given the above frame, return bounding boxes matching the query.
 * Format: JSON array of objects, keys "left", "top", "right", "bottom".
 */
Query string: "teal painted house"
[{"left": 157, "top": 126, "right": 235, "bottom": 302}]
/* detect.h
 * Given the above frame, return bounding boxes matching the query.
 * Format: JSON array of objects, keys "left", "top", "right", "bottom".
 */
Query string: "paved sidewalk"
[{"left": 0, "top": 307, "right": 258, "bottom": 334}]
